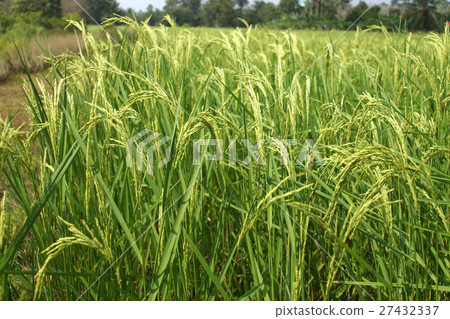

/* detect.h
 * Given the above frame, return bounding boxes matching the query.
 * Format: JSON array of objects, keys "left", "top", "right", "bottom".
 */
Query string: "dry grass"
[{"left": 0, "top": 32, "right": 84, "bottom": 81}]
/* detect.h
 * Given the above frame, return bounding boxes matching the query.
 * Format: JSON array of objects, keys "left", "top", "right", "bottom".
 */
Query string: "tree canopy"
[{"left": 1, "top": 0, "right": 449, "bottom": 32}]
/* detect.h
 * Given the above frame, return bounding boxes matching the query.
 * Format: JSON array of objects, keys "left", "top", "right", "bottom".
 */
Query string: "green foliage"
[
  {"left": 164, "top": 0, "right": 201, "bottom": 26},
  {"left": 234, "top": 0, "right": 249, "bottom": 10},
  {"left": 345, "top": 1, "right": 381, "bottom": 22},
  {"left": 241, "top": 1, "right": 278, "bottom": 25},
  {"left": 404, "top": 0, "right": 442, "bottom": 31},
  {"left": 11, "top": 0, "right": 62, "bottom": 17},
  {"left": 0, "top": 15, "right": 46, "bottom": 45},
  {"left": 0, "top": 0, "right": 84, "bottom": 36},
  {"left": 87, "top": 0, "right": 120, "bottom": 22},
  {"left": 0, "top": 14, "right": 14, "bottom": 34},
  {"left": 304, "top": 0, "right": 349, "bottom": 20},
  {"left": 201, "top": 0, "right": 236, "bottom": 27},
  {"left": 253, "top": 1, "right": 277, "bottom": 23},
  {"left": 279, "top": 0, "right": 301, "bottom": 15},
  {"left": 132, "top": 5, "right": 165, "bottom": 26}
]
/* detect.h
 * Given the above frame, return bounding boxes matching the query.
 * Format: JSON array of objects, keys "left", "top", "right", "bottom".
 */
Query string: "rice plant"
[{"left": 0, "top": 18, "right": 449, "bottom": 301}]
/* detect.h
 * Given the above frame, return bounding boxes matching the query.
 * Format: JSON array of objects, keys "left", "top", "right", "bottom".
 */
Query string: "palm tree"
[{"left": 404, "top": 0, "right": 441, "bottom": 31}]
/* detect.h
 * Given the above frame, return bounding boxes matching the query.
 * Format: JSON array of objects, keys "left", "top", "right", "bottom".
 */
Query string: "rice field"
[{"left": 0, "top": 17, "right": 449, "bottom": 301}]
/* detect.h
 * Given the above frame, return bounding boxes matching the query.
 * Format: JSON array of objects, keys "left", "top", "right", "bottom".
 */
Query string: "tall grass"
[{"left": 0, "top": 18, "right": 449, "bottom": 300}]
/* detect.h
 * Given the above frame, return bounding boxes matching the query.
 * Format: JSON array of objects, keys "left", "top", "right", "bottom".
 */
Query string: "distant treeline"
[{"left": 0, "top": 0, "right": 449, "bottom": 33}]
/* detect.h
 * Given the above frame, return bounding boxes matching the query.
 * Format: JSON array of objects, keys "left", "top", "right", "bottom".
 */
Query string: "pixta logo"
[
  {"left": 192, "top": 139, "right": 325, "bottom": 167},
  {"left": 126, "top": 130, "right": 324, "bottom": 176},
  {"left": 126, "top": 129, "right": 172, "bottom": 176}
]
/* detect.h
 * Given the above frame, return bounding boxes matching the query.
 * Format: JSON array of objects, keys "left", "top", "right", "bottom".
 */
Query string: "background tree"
[
  {"left": 253, "top": 1, "right": 277, "bottom": 23},
  {"left": 304, "top": 0, "right": 350, "bottom": 19},
  {"left": 46, "top": 0, "right": 62, "bottom": 17},
  {"left": 0, "top": 0, "right": 11, "bottom": 9},
  {"left": 11, "top": 0, "right": 62, "bottom": 17},
  {"left": 164, "top": 0, "right": 201, "bottom": 26},
  {"left": 278, "top": 0, "right": 300, "bottom": 15},
  {"left": 201, "top": 0, "right": 236, "bottom": 27},
  {"left": 235, "top": 0, "right": 249, "bottom": 11},
  {"left": 143, "top": 4, "right": 166, "bottom": 26},
  {"left": 345, "top": 1, "right": 380, "bottom": 23},
  {"left": 61, "top": 0, "right": 85, "bottom": 15},
  {"left": 240, "top": 1, "right": 276, "bottom": 24},
  {"left": 404, "top": 0, "right": 441, "bottom": 31},
  {"left": 87, "top": 0, "right": 120, "bottom": 22}
]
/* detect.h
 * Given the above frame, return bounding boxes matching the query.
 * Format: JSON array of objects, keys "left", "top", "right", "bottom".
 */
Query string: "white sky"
[
  {"left": 117, "top": 0, "right": 180, "bottom": 11},
  {"left": 117, "top": 0, "right": 386, "bottom": 12}
]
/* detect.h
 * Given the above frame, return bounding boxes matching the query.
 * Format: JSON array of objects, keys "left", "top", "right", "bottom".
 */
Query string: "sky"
[{"left": 117, "top": 0, "right": 180, "bottom": 11}]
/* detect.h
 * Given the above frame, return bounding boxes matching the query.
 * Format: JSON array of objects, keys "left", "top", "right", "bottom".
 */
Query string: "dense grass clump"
[{"left": 0, "top": 18, "right": 449, "bottom": 300}]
